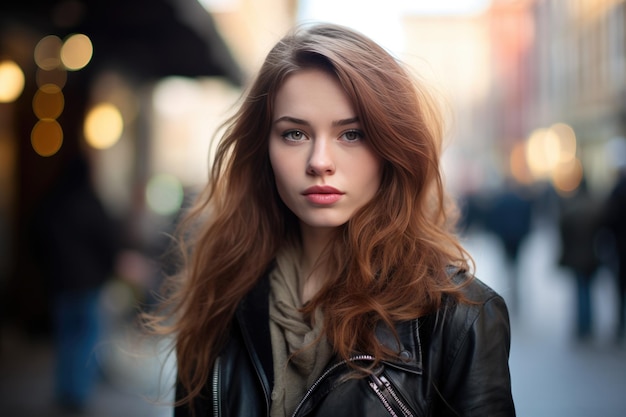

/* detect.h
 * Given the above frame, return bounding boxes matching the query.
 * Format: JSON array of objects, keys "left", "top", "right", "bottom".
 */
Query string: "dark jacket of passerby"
[
  {"left": 558, "top": 187, "right": 604, "bottom": 277},
  {"left": 605, "top": 171, "right": 626, "bottom": 262},
  {"left": 33, "top": 157, "right": 120, "bottom": 293},
  {"left": 604, "top": 170, "right": 626, "bottom": 337},
  {"left": 485, "top": 186, "right": 533, "bottom": 262}
]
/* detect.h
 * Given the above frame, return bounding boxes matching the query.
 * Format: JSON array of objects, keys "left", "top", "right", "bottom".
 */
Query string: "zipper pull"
[{"left": 368, "top": 369, "right": 415, "bottom": 417}]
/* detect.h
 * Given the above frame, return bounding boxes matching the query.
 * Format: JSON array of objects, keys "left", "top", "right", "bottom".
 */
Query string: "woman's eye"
[
  {"left": 282, "top": 130, "right": 306, "bottom": 141},
  {"left": 342, "top": 130, "right": 363, "bottom": 142}
]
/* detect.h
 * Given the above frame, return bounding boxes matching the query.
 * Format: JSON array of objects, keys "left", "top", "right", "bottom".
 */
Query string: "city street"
[
  {"left": 465, "top": 221, "right": 626, "bottom": 417},
  {"left": 1, "top": 222, "right": 625, "bottom": 416}
]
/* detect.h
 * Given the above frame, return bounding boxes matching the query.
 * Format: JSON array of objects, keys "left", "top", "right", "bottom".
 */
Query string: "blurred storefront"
[
  {"left": 528, "top": 0, "right": 626, "bottom": 193},
  {"left": 0, "top": 0, "right": 296, "bottom": 334}
]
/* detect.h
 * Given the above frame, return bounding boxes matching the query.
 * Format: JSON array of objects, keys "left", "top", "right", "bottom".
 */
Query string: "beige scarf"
[{"left": 268, "top": 246, "right": 333, "bottom": 417}]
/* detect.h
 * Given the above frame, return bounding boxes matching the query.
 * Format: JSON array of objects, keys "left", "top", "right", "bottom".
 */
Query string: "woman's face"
[{"left": 269, "top": 68, "right": 383, "bottom": 231}]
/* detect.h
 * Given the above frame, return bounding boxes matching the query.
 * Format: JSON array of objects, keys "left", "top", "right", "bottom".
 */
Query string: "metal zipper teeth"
[
  {"left": 212, "top": 356, "right": 221, "bottom": 417},
  {"left": 368, "top": 380, "right": 400, "bottom": 417},
  {"left": 378, "top": 374, "right": 415, "bottom": 417},
  {"left": 290, "top": 354, "right": 376, "bottom": 417}
]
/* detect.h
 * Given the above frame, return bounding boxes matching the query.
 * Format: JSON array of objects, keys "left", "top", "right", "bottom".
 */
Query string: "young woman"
[{"left": 149, "top": 23, "right": 515, "bottom": 417}]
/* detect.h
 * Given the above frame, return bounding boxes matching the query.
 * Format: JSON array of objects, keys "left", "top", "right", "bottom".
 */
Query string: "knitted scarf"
[{"left": 268, "top": 246, "right": 333, "bottom": 417}]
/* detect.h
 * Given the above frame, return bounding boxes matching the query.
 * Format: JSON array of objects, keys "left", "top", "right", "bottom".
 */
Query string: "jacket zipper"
[
  {"left": 290, "top": 354, "right": 375, "bottom": 417},
  {"left": 368, "top": 380, "right": 399, "bottom": 417},
  {"left": 291, "top": 353, "right": 416, "bottom": 417},
  {"left": 368, "top": 372, "right": 415, "bottom": 417},
  {"left": 212, "top": 356, "right": 221, "bottom": 417}
]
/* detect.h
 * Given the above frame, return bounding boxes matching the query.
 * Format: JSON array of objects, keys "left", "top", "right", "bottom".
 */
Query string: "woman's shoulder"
[
  {"left": 452, "top": 271, "right": 505, "bottom": 305},
  {"left": 415, "top": 275, "right": 515, "bottom": 415},
  {"left": 431, "top": 270, "right": 511, "bottom": 338}
]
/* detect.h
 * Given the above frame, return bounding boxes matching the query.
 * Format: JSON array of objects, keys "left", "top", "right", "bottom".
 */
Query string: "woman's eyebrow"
[
  {"left": 273, "top": 116, "right": 359, "bottom": 126},
  {"left": 273, "top": 116, "right": 309, "bottom": 126},
  {"left": 332, "top": 117, "right": 359, "bottom": 127}
]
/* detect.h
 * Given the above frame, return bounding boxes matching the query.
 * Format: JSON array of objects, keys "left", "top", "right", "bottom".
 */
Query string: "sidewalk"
[{"left": 0, "top": 324, "right": 174, "bottom": 417}]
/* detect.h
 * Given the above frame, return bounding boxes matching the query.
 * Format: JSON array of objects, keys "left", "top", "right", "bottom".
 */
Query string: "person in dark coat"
[
  {"left": 32, "top": 154, "right": 121, "bottom": 411},
  {"left": 605, "top": 164, "right": 626, "bottom": 341},
  {"left": 557, "top": 178, "right": 604, "bottom": 340},
  {"left": 484, "top": 180, "right": 534, "bottom": 314}
]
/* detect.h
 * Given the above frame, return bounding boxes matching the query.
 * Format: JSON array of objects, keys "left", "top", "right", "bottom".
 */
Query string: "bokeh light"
[
  {"left": 31, "top": 119, "right": 64, "bottom": 157},
  {"left": 0, "top": 60, "right": 26, "bottom": 102},
  {"left": 552, "top": 157, "right": 583, "bottom": 194},
  {"left": 525, "top": 122, "right": 577, "bottom": 182},
  {"left": 509, "top": 141, "right": 532, "bottom": 185},
  {"left": 61, "top": 33, "right": 93, "bottom": 70},
  {"left": 32, "top": 84, "right": 65, "bottom": 120},
  {"left": 36, "top": 66, "right": 67, "bottom": 90},
  {"left": 84, "top": 103, "right": 124, "bottom": 149},
  {"left": 145, "top": 173, "right": 184, "bottom": 216},
  {"left": 550, "top": 122, "right": 577, "bottom": 163},
  {"left": 34, "top": 35, "right": 63, "bottom": 70},
  {"left": 153, "top": 76, "right": 198, "bottom": 118},
  {"left": 526, "top": 128, "right": 559, "bottom": 179}
]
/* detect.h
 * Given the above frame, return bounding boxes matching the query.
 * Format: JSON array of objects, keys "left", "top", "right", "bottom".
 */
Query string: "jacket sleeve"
[
  {"left": 438, "top": 294, "right": 516, "bottom": 417},
  {"left": 173, "top": 383, "right": 189, "bottom": 417}
]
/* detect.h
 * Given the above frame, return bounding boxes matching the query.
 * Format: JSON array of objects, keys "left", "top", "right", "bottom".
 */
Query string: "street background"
[{"left": 2, "top": 0, "right": 626, "bottom": 416}]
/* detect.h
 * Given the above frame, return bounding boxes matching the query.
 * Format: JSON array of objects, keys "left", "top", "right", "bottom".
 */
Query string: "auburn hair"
[{"left": 145, "top": 23, "right": 472, "bottom": 406}]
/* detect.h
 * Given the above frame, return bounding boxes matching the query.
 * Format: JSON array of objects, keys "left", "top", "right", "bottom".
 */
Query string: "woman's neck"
[{"left": 299, "top": 224, "right": 334, "bottom": 304}]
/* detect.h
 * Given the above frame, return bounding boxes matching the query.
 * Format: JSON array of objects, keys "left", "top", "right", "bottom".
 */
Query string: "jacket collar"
[
  {"left": 375, "top": 318, "right": 423, "bottom": 374},
  {"left": 235, "top": 271, "right": 424, "bottom": 391}
]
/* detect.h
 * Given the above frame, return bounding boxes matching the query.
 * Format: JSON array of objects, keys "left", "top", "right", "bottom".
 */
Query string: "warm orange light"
[
  {"left": 36, "top": 67, "right": 67, "bottom": 90},
  {"left": 34, "top": 35, "right": 63, "bottom": 70},
  {"left": 526, "top": 128, "right": 560, "bottom": 179},
  {"left": 525, "top": 122, "right": 578, "bottom": 182},
  {"left": 31, "top": 119, "right": 64, "bottom": 157},
  {"left": 509, "top": 141, "right": 532, "bottom": 185},
  {"left": 33, "top": 84, "right": 65, "bottom": 120},
  {"left": 84, "top": 103, "right": 124, "bottom": 149},
  {"left": 0, "top": 60, "right": 26, "bottom": 102},
  {"left": 550, "top": 123, "right": 577, "bottom": 163},
  {"left": 61, "top": 33, "right": 93, "bottom": 71},
  {"left": 552, "top": 158, "right": 583, "bottom": 194}
]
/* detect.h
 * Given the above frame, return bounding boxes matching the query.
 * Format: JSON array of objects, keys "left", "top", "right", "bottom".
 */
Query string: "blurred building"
[
  {"left": 528, "top": 0, "right": 626, "bottom": 192},
  {"left": 402, "top": 9, "right": 498, "bottom": 195},
  {"left": 411, "top": 0, "right": 624, "bottom": 198}
]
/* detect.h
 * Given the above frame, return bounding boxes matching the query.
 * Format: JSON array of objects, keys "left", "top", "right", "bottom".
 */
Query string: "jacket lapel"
[
  {"left": 376, "top": 319, "right": 423, "bottom": 374},
  {"left": 235, "top": 274, "right": 275, "bottom": 393}
]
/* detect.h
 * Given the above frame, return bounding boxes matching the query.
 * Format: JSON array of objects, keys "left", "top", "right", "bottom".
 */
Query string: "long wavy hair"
[{"left": 146, "top": 23, "right": 472, "bottom": 405}]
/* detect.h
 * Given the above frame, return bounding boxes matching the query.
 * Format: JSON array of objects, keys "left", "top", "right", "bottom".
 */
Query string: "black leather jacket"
[{"left": 175, "top": 273, "right": 515, "bottom": 416}]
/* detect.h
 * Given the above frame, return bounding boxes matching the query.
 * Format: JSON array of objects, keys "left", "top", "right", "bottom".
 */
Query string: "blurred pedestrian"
[
  {"left": 146, "top": 23, "right": 515, "bottom": 416},
  {"left": 557, "top": 178, "right": 604, "bottom": 340},
  {"left": 605, "top": 139, "right": 626, "bottom": 342},
  {"left": 32, "top": 154, "right": 121, "bottom": 412},
  {"left": 485, "top": 180, "right": 534, "bottom": 313}
]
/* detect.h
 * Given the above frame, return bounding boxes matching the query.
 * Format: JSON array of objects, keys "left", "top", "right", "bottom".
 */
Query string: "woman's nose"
[{"left": 306, "top": 139, "right": 335, "bottom": 176}]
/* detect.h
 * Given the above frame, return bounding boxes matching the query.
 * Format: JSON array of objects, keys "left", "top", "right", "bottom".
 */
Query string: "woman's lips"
[{"left": 302, "top": 186, "right": 344, "bottom": 205}]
